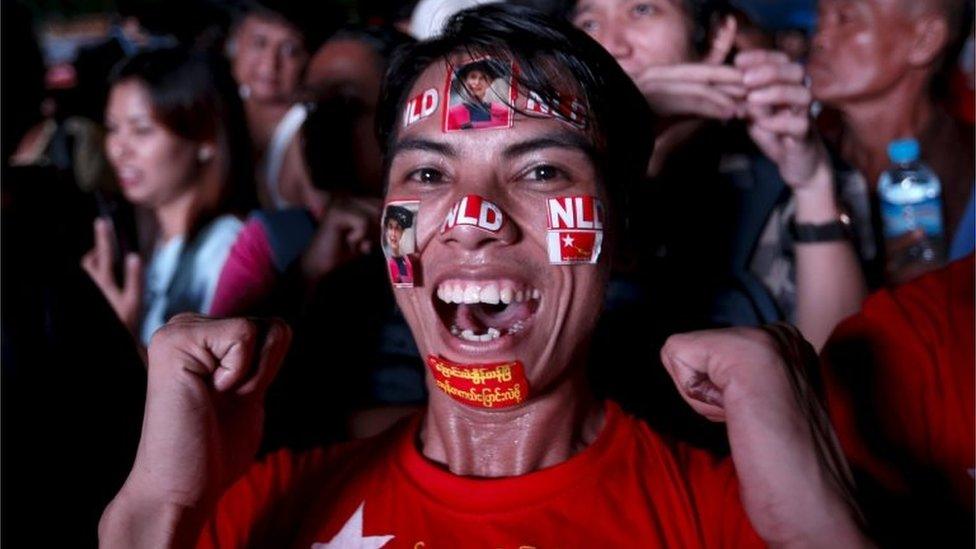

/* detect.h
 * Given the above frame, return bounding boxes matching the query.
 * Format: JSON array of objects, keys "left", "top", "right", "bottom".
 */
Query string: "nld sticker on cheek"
[
  {"left": 441, "top": 194, "right": 505, "bottom": 234},
  {"left": 427, "top": 355, "right": 530, "bottom": 409},
  {"left": 546, "top": 195, "right": 605, "bottom": 264},
  {"left": 382, "top": 200, "right": 421, "bottom": 288},
  {"left": 403, "top": 88, "right": 439, "bottom": 128}
]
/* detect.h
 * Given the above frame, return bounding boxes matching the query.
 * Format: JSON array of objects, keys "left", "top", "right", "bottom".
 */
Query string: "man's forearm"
[
  {"left": 792, "top": 166, "right": 866, "bottom": 350},
  {"left": 99, "top": 487, "right": 208, "bottom": 549}
]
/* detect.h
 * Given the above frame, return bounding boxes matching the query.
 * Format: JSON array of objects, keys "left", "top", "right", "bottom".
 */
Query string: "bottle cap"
[{"left": 887, "top": 138, "right": 920, "bottom": 163}]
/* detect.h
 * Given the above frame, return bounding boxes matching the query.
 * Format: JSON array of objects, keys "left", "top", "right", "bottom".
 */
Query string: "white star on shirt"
[
  {"left": 311, "top": 502, "right": 394, "bottom": 549},
  {"left": 562, "top": 234, "right": 575, "bottom": 248}
]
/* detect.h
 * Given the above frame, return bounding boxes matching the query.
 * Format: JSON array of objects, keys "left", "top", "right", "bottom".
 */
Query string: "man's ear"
[{"left": 907, "top": 14, "right": 950, "bottom": 67}]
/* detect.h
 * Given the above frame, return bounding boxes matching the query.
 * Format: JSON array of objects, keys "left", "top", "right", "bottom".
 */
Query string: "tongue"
[{"left": 455, "top": 301, "right": 533, "bottom": 333}]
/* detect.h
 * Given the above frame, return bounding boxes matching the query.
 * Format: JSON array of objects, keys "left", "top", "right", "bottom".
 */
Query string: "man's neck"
[
  {"left": 836, "top": 74, "right": 935, "bottom": 187},
  {"left": 419, "top": 368, "right": 605, "bottom": 477}
]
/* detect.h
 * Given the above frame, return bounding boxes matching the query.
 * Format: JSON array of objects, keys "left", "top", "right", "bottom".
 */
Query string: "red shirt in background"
[
  {"left": 820, "top": 255, "right": 974, "bottom": 537},
  {"left": 198, "top": 401, "right": 762, "bottom": 548}
]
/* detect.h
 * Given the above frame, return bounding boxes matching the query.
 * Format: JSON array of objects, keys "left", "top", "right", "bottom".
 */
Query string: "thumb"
[
  {"left": 661, "top": 334, "right": 727, "bottom": 421},
  {"left": 92, "top": 217, "right": 116, "bottom": 280},
  {"left": 122, "top": 253, "right": 143, "bottom": 302},
  {"left": 705, "top": 14, "right": 737, "bottom": 65}
]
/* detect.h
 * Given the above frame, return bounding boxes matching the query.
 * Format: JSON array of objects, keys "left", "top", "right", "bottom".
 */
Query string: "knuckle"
[{"left": 230, "top": 317, "right": 260, "bottom": 345}]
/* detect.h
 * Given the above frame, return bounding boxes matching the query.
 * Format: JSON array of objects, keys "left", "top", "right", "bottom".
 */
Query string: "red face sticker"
[
  {"left": 441, "top": 194, "right": 505, "bottom": 234},
  {"left": 427, "top": 355, "right": 530, "bottom": 409},
  {"left": 403, "top": 88, "right": 439, "bottom": 128},
  {"left": 546, "top": 196, "right": 605, "bottom": 264}
]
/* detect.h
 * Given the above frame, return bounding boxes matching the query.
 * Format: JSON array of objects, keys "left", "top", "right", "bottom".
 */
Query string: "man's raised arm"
[{"left": 99, "top": 314, "right": 291, "bottom": 548}]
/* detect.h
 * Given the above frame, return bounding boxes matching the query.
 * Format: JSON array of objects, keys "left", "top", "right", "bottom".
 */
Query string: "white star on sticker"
[
  {"left": 561, "top": 234, "right": 575, "bottom": 248},
  {"left": 311, "top": 502, "right": 394, "bottom": 549}
]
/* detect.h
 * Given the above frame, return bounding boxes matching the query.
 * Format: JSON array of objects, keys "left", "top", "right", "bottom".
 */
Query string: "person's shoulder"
[
  {"left": 191, "top": 215, "right": 245, "bottom": 257},
  {"left": 857, "top": 255, "right": 973, "bottom": 335}
]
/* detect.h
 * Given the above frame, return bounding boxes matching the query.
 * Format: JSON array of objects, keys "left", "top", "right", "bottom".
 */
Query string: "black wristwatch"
[{"left": 789, "top": 213, "right": 852, "bottom": 243}]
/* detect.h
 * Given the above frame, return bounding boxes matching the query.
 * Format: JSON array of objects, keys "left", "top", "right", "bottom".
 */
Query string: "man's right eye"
[
  {"left": 577, "top": 19, "right": 599, "bottom": 33},
  {"left": 408, "top": 168, "right": 445, "bottom": 184}
]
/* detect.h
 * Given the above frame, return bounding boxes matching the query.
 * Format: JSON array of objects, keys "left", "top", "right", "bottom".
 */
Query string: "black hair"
[
  {"left": 456, "top": 59, "right": 502, "bottom": 81},
  {"left": 385, "top": 204, "right": 414, "bottom": 229},
  {"left": 376, "top": 3, "right": 655, "bottom": 227},
  {"left": 109, "top": 47, "right": 257, "bottom": 226}
]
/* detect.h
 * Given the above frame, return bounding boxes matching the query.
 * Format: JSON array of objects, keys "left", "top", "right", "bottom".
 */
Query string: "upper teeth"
[{"left": 436, "top": 280, "right": 539, "bottom": 305}]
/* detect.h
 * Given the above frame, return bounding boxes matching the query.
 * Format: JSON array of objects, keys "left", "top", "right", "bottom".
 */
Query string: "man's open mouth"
[{"left": 434, "top": 279, "right": 540, "bottom": 343}]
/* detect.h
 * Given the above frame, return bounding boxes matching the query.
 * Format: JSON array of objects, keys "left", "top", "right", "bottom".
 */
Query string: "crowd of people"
[{"left": 1, "top": 0, "right": 973, "bottom": 546}]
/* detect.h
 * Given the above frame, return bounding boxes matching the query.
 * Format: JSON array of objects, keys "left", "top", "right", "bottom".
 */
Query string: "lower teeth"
[{"left": 454, "top": 326, "right": 503, "bottom": 342}]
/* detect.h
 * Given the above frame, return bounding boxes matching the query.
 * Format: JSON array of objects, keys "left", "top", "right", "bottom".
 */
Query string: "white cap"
[{"left": 409, "top": 0, "right": 503, "bottom": 41}]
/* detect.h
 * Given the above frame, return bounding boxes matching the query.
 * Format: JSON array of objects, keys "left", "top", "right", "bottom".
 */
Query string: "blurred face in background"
[
  {"left": 305, "top": 37, "right": 387, "bottom": 196},
  {"left": 231, "top": 14, "right": 308, "bottom": 104},
  {"left": 809, "top": 0, "right": 915, "bottom": 105},
  {"left": 572, "top": 0, "right": 696, "bottom": 77},
  {"left": 104, "top": 79, "right": 203, "bottom": 208},
  {"left": 306, "top": 38, "right": 383, "bottom": 107}
]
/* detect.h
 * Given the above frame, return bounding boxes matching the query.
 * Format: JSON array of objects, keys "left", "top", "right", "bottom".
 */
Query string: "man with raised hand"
[
  {"left": 570, "top": 0, "right": 866, "bottom": 350},
  {"left": 100, "top": 5, "right": 869, "bottom": 547}
]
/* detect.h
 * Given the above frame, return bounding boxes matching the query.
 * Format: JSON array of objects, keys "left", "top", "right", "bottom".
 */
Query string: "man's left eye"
[
  {"left": 631, "top": 2, "right": 657, "bottom": 17},
  {"left": 408, "top": 167, "right": 445, "bottom": 184},
  {"left": 525, "top": 165, "right": 564, "bottom": 181}
]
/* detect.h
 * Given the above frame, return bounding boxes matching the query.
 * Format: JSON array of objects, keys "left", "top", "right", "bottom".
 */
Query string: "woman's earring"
[
  {"left": 239, "top": 84, "right": 251, "bottom": 99},
  {"left": 197, "top": 146, "right": 214, "bottom": 162}
]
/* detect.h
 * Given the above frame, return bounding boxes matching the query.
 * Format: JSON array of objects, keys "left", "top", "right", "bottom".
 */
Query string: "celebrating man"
[{"left": 100, "top": 5, "right": 868, "bottom": 547}]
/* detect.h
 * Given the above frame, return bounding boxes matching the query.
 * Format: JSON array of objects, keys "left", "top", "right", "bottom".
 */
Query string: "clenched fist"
[
  {"left": 661, "top": 326, "right": 869, "bottom": 547},
  {"left": 100, "top": 314, "right": 292, "bottom": 548}
]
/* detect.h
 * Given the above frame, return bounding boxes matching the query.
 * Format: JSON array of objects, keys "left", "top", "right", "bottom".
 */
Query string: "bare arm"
[
  {"left": 98, "top": 315, "right": 292, "bottom": 548},
  {"left": 661, "top": 326, "right": 872, "bottom": 547},
  {"left": 792, "top": 166, "right": 867, "bottom": 349},
  {"left": 737, "top": 50, "right": 866, "bottom": 349}
]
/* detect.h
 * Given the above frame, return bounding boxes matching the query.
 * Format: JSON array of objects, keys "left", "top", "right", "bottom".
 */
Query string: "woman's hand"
[
  {"left": 632, "top": 16, "right": 744, "bottom": 121},
  {"left": 737, "top": 50, "right": 829, "bottom": 191},
  {"left": 81, "top": 217, "right": 143, "bottom": 335}
]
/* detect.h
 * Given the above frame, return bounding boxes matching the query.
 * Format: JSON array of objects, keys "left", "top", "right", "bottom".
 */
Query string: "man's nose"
[
  {"left": 438, "top": 194, "right": 519, "bottom": 252},
  {"left": 603, "top": 27, "right": 633, "bottom": 61},
  {"left": 255, "top": 48, "right": 278, "bottom": 76},
  {"left": 105, "top": 135, "right": 129, "bottom": 163}
]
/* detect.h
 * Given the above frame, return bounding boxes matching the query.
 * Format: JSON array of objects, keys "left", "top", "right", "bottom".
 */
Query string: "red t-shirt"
[
  {"left": 820, "top": 255, "right": 975, "bottom": 508},
  {"left": 198, "top": 401, "right": 762, "bottom": 548}
]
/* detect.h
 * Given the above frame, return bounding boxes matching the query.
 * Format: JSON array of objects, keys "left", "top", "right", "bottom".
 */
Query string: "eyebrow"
[
  {"left": 390, "top": 138, "right": 458, "bottom": 159},
  {"left": 389, "top": 132, "right": 595, "bottom": 163},
  {"left": 502, "top": 132, "right": 595, "bottom": 161}
]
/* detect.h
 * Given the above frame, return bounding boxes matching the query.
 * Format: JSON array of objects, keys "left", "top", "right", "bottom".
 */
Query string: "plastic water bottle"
[{"left": 877, "top": 138, "right": 945, "bottom": 280}]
